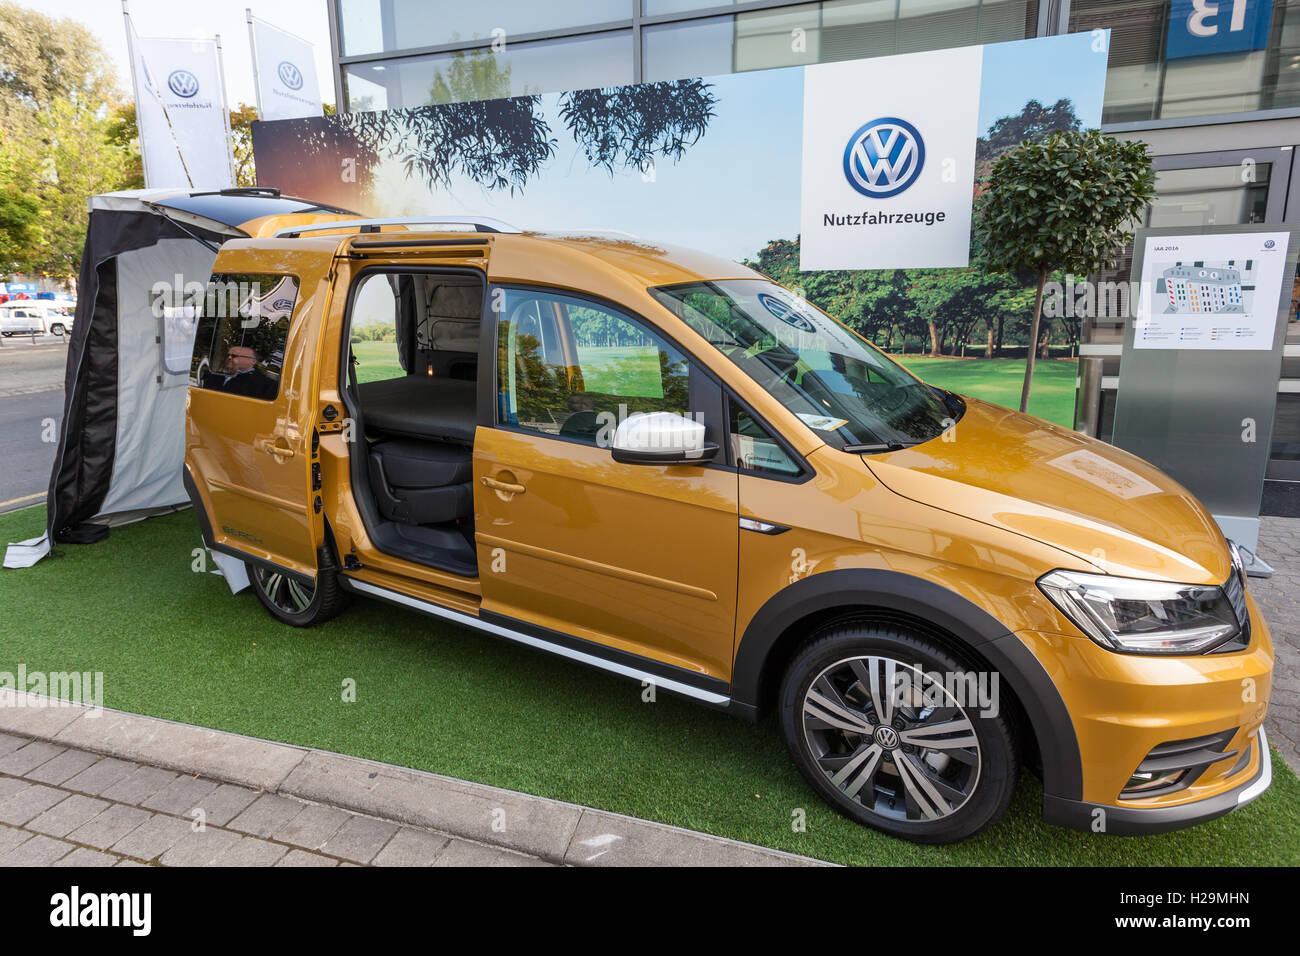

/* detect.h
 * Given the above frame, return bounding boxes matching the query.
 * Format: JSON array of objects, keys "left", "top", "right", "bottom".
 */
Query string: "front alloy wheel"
[{"left": 780, "top": 626, "right": 1017, "bottom": 844}]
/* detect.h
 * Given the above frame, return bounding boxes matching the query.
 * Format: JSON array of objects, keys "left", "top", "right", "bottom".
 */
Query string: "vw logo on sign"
[
  {"left": 1265, "top": 239, "right": 1276, "bottom": 249},
  {"left": 167, "top": 69, "right": 200, "bottom": 99},
  {"left": 843, "top": 117, "right": 925, "bottom": 199},
  {"left": 277, "top": 60, "right": 304, "bottom": 91}
]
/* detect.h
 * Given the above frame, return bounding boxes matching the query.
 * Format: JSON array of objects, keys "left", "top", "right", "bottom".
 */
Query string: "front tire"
[
  {"left": 50, "top": 323, "right": 65, "bottom": 335},
  {"left": 249, "top": 564, "right": 349, "bottom": 627},
  {"left": 780, "top": 625, "right": 1017, "bottom": 844}
]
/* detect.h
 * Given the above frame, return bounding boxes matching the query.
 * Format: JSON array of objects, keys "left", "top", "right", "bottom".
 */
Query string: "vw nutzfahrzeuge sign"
[
  {"left": 801, "top": 45, "right": 984, "bottom": 269},
  {"left": 842, "top": 118, "right": 925, "bottom": 199}
]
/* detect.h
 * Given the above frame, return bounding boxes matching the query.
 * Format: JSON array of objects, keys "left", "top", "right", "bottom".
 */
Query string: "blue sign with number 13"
[{"left": 1166, "top": 0, "right": 1273, "bottom": 59}]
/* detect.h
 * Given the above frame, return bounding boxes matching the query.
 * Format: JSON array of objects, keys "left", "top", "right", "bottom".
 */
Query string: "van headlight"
[{"left": 1037, "top": 570, "right": 1241, "bottom": 655}]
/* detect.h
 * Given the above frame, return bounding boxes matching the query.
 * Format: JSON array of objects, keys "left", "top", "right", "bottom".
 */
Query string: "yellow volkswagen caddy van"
[{"left": 184, "top": 217, "right": 1273, "bottom": 844}]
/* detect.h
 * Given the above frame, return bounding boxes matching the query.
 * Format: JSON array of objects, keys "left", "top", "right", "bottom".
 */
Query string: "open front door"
[{"left": 185, "top": 240, "right": 337, "bottom": 579}]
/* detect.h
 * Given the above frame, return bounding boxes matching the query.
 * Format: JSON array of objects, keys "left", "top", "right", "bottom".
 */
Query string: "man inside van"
[{"left": 203, "top": 345, "right": 278, "bottom": 400}]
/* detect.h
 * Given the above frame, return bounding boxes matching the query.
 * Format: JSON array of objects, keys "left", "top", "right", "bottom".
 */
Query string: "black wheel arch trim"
[{"left": 732, "top": 567, "right": 1084, "bottom": 802}]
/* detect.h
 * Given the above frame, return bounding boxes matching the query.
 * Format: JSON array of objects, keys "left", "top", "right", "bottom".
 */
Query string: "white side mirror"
[{"left": 611, "top": 411, "right": 716, "bottom": 465}]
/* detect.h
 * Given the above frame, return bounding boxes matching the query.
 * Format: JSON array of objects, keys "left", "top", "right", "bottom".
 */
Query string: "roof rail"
[{"left": 272, "top": 216, "right": 522, "bottom": 239}]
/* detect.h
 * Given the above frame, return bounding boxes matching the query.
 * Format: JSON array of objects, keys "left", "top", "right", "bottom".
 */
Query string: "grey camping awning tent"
[{"left": 4, "top": 187, "right": 354, "bottom": 568}]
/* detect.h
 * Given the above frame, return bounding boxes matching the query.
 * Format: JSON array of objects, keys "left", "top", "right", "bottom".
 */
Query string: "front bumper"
[
  {"left": 1042, "top": 726, "right": 1272, "bottom": 836},
  {"left": 1016, "top": 590, "right": 1273, "bottom": 836}
]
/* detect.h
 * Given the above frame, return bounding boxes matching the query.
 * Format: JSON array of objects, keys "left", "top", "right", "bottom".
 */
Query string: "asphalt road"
[{"left": 0, "top": 337, "right": 68, "bottom": 514}]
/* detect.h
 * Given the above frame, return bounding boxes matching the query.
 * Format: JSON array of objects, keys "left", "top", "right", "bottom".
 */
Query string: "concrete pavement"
[
  {"left": 0, "top": 691, "right": 827, "bottom": 867},
  {"left": 1247, "top": 516, "right": 1300, "bottom": 775},
  {"left": 0, "top": 339, "right": 67, "bottom": 513},
  {"left": 0, "top": 731, "right": 549, "bottom": 867}
]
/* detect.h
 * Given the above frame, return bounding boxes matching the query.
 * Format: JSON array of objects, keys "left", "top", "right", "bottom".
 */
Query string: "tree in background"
[
  {"left": 230, "top": 103, "right": 260, "bottom": 187},
  {"left": 259, "top": 49, "right": 718, "bottom": 207},
  {"left": 560, "top": 81, "right": 718, "bottom": 176},
  {"left": 743, "top": 239, "right": 919, "bottom": 350},
  {"left": 105, "top": 102, "right": 145, "bottom": 190},
  {"left": 975, "top": 98, "right": 1081, "bottom": 167},
  {"left": 0, "top": 2, "right": 132, "bottom": 281},
  {"left": 980, "top": 128, "right": 1156, "bottom": 412},
  {"left": 0, "top": 139, "right": 40, "bottom": 274},
  {"left": 27, "top": 99, "right": 133, "bottom": 277},
  {"left": 0, "top": 2, "right": 117, "bottom": 141},
  {"left": 429, "top": 47, "right": 517, "bottom": 104}
]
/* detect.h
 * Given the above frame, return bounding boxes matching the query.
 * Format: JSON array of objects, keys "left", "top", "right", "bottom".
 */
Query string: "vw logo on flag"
[
  {"left": 167, "top": 69, "right": 200, "bottom": 98},
  {"left": 842, "top": 117, "right": 925, "bottom": 199},
  {"left": 277, "top": 61, "right": 304, "bottom": 91}
]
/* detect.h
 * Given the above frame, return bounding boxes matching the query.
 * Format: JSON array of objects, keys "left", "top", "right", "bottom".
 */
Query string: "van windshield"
[{"left": 650, "top": 279, "right": 959, "bottom": 451}]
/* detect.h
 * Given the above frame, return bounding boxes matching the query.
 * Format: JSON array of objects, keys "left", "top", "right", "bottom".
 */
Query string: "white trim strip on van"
[
  {"left": 1237, "top": 727, "right": 1272, "bottom": 806},
  {"left": 344, "top": 577, "right": 732, "bottom": 706}
]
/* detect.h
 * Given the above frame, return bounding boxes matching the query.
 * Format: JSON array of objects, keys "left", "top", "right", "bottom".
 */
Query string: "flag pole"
[
  {"left": 121, "top": 0, "right": 152, "bottom": 187},
  {"left": 246, "top": 9, "right": 263, "bottom": 118},
  {"left": 215, "top": 33, "right": 236, "bottom": 187}
]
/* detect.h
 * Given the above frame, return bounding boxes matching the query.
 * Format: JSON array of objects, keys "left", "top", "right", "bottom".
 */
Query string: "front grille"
[{"left": 1121, "top": 728, "right": 1239, "bottom": 799}]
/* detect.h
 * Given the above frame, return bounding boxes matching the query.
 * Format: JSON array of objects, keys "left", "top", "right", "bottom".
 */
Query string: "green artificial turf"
[
  {"left": 3, "top": 505, "right": 1296, "bottom": 865},
  {"left": 895, "top": 356, "right": 1078, "bottom": 427}
]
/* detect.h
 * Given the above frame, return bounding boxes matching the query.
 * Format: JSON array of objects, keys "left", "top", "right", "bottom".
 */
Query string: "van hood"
[{"left": 863, "top": 398, "right": 1231, "bottom": 585}]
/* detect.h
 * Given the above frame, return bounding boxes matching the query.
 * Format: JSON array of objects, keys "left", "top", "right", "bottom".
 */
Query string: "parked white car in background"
[{"left": 0, "top": 302, "right": 74, "bottom": 336}]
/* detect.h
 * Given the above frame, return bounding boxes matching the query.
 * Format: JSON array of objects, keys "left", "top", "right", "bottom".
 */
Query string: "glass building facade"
[{"left": 328, "top": 0, "right": 1300, "bottom": 501}]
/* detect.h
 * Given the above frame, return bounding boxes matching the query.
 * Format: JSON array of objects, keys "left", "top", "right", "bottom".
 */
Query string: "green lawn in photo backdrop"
[
  {"left": 355, "top": 338, "right": 1080, "bottom": 429},
  {"left": 1, "top": 504, "right": 1295, "bottom": 866},
  {"left": 895, "top": 356, "right": 1077, "bottom": 427}
]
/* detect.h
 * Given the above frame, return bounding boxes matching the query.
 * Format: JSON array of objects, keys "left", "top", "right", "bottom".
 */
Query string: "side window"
[
  {"left": 729, "top": 398, "right": 801, "bottom": 477},
  {"left": 348, "top": 273, "right": 404, "bottom": 384},
  {"left": 190, "top": 273, "right": 298, "bottom": 401},
  {"left": 496, "top": 288, "right": 692, "bottom": 445}
]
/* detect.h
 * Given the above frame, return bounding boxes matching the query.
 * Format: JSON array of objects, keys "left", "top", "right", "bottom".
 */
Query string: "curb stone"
[{"left": 0, "top": 690, "right": 829, "bottom": 867}]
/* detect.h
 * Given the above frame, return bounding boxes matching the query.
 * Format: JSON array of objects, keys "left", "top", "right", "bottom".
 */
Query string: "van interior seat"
[{"left": 367, "top": 438, "right": 472, "bottom": 525}]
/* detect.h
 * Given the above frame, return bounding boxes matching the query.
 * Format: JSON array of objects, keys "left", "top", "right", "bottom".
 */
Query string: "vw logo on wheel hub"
[
  {"left": 874, "top": 725, "right": 900, "bottom": 749},
  {"left": 842, "top": 117, "right": 925, "bottom": 199},
  {"left": 167, "top": 69, "right": 200, "bottom": 99}
]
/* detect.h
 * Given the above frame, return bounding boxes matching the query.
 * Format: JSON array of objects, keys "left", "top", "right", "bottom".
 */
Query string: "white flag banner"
[
  {"left": 249, "top": 15, "right": 323, "bottom": 121},
  {"left": 131, "top": 29, "right": 233, "bottom": 188}
]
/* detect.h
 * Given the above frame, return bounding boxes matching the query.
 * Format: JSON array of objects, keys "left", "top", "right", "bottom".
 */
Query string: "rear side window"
[{"left": 190, "top": 272, "right": 299, "bottom": 401}]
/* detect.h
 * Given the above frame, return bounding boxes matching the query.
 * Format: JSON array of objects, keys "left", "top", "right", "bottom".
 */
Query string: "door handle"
[
  {"left": 257, "top": 437, "right": 296, "bottom": 460},
  {"left": 481, "top": 476, "right": 526, "bottom": 496}
]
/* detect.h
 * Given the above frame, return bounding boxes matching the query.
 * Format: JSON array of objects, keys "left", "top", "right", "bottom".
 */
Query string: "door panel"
[
  {"left": 185, "top": 245, "right": 335, "bottom": 577},
  {"left": 474, "top": 427, "right": 739, "bottom": 679}
]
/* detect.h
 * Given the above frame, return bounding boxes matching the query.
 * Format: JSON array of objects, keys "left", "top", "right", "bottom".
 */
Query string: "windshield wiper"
[{"left": 841, "top": 441, "right": 912, "bottom": 454}]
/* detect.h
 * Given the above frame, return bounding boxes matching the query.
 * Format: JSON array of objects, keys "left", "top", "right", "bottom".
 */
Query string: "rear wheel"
[
  {"left": 249, "top": 564, "right": 349, "bottom": 627},
  {"left": 780, "top": 625, "right": 1017, "bottom": 844}
]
